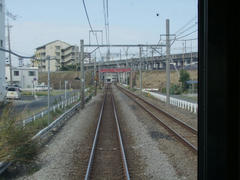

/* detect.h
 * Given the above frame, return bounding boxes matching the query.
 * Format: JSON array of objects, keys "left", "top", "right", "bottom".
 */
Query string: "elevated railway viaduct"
[{"left": 84, "top": 52, "right": 198, "bottom": 71}]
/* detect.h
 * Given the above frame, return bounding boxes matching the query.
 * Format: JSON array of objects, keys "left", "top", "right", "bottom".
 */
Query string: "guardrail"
[
  {"left": 142, "top": 90, "right": 198, "bottom": 114},
  {"left": 22, "top": 93, "right": 80, "bottom": 127},
  {"left": 119, "top": 83, "right": 197, "bottom": 114},
  {"left": 0, "top": 91, "right": 93, "bottom": 175}
]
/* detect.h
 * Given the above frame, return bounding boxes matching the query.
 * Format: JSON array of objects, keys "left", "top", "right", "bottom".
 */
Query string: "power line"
[
  {"left": 176, "top": 30, "right": 198, "bottom": 40},
  {"left": 174, "top": 16, "right": 197, "bottom": 34},
  {"left": 176, "top": 23, "right": 197, "bottom": 37},
  {"left": 176, "top": 38, "right": 198, "bottom": 41},
  {"left": 102, "top": 0, "right": 110, "bottom": 61},
  {"left": 82, "top": 0, "right": 102, "bottom": 57},
  {"left": 103, "top": 0, "right": 108, "bottom": 44}
]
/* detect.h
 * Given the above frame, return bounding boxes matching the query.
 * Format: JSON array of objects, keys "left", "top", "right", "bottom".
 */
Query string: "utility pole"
[
  {"left": 47, "top": 56, "right": 50, "bottom": 124},
  {"left": 130, "top": 58, "right": 133, "bottom": 89},
  {"left": 65, "top": 80, "right": 68, "bottom": 100},
  {"left": 94, "top": 56, "right": 97, "bottom": 96},
  {"left": 166, "top": 19, "right": 170, "bottom": 104},
  {"left": 151, "top": 50, "right": 154, "bottom": 70},
  {"left": 80, "top": 40, "right": 85, "bottom": 109},
  {"left": 7, "top": 20, "right": 13, "bottom": 85},
  {"left": 139, "top": 46, "right": 143, "bottom": 95},
  {"left": 125, "top": 48, "right": 129, "bottom": 85}
]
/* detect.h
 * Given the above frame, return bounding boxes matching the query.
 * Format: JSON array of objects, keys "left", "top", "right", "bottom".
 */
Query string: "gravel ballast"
[
  {"left": 113, "top": 86, "right": 197, "bottom": 180},
  {"left": 5, "top": 85, "right": 197, "bottom": 180},
  {"left": 13, "top": 94, "right": 103, "bottom": 180}
]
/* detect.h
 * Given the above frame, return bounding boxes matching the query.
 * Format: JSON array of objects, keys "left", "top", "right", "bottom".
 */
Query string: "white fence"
[
  {"left": 22, "top": 92, "right": 81, "bottom": 126},
  {"left": 142, "top": 90, "right": 198, "bottom": 114}
]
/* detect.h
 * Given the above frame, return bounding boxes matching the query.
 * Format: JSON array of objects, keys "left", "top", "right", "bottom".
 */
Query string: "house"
[{"left": 5, "top": 65, "right": 39, "bottom": 89}]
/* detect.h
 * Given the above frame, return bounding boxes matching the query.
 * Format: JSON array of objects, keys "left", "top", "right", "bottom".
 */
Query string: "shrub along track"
[
  {"left": 117, "top": 84, "right": 197, "bottom": 154},
  {"left": 84, "top": 84, "right": 130, "bottom": 180}
]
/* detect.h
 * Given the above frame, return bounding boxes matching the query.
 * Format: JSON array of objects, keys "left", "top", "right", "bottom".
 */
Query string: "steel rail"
[
  {"left": 111, "top": 93, "right": 130, "bottom": 180},
  {"left": 117, "top": 85, "right": 197, "bottom": 154},
  {"left": 118, "top": 85, "right": 197, "bottom": 134},
  {"left": 84, "top": 91, "right": 107, "bottom": 180}
]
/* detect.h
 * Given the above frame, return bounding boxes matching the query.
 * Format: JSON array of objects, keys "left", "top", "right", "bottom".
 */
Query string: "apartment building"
[
  {"left": 61, "top": 45, "right": 79, "bottom": 67},
  {"left": 32, "top": 40, "right": 80, "bottom": 72}
]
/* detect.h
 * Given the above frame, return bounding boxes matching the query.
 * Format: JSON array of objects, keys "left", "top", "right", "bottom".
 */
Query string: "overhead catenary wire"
[
  {"left": 174, "top": 16, "right": 197, "bottom": 35},
  {"left": 175, "top": 30, "right": 198, "bottom": 40},
  {"left": 175, "top": 23, "right": 197, "bottom": 38},
  {"left": 82, "top": 0, "right": 102, "bottom": 57},
  {"left": 102, "top": 0, "right": 110, "bottom": 60}
]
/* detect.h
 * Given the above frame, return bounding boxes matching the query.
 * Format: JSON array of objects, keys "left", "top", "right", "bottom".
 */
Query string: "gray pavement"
[{"left": 0, "top": 90, "right": 80, "bottom": 117}]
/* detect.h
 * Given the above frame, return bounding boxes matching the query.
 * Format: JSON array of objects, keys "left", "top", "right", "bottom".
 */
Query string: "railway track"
[
  {"left": 84, "top": 84, "right": 130, "bottom": 180},
  {"left": 117, "top": 84, "right": 198, "bottom": 154}
]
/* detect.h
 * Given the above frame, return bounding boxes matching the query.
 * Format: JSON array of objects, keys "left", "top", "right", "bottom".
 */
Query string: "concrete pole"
[
  {"left": 166, "top": 19, "right": 170, "bottom": 104},
  {"left": 151, "top": 50, "right": 154, "bottom": 70},
  {"left": 47, "top": 56, "right": 50, "bottom": 124},
  {"left": 80, "top": 40, "right": 85, "bottom": 109},
  {"left": 65, "top": 80, "right": 67, "bottom": 100},
  {"left": 94, "top": 57, "right": 97, "bottom": 96},
  {"left": 130, "top": 58, "right": 133, "bottom": 89},
  {"left": 7, "top": 20, "right": 13, "bottom": 85},
  {"left": 139, "top": 46, "right": 142, "bottom": 96},
  {"left": 98, "top": 61, "right": 101, "bottom": 89}
]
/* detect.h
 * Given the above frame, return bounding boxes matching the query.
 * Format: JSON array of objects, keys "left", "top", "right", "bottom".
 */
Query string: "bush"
[
  {"left": 170, "top": 84, "right": 182, "bottom": 95},
  {"left": 161, "top": 87, "right": 166, "bottom": 94},
  {"left": 179, "top": 70, "right": 190, "bottom": 92},
  {"left": 0, "top": 105, "right": 38, "bottom": 163}
]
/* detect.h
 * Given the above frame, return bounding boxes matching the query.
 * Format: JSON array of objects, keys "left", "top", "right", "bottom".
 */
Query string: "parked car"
[
  {"left": 6, "top": 84, "right": 22, "bottom": 92},
  {"left": 6, "top": 87, "right": 21, "bottom": 100}
]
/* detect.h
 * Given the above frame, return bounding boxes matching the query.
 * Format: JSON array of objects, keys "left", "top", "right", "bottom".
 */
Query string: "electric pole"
[
  {"left": 94, "top": 56, "right": 97, "bottom": 96},
  {"left": 139, "top": 46, "right": 143, "bottom": 95},
  {"left": 166, "top": 19, "right": 170, "bottom": 104},
  {"left": 6, "top": 11, "right": 17, "bottom": 85},
  {"left": 80, "top": 40, "right": 85, "bottom": 109},
  {"left": 47, "top": 56, "right": 50, "bottom": 124},
  {"left": 7, "top": 20, "right": 13, "bottom": 84}
]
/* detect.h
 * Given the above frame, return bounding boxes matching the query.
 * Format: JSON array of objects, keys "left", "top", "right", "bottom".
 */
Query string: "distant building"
[
  {"left": 61, "top": 45, "right": 79, "bottom": 67},
  {"left": 5, "top": 65, "right": 38, "bottom": 89},
  {"left": 0, "top": 0, "right": 6, "bottom": 102},
  {"left": 31, "top": 40, "right": 81, "bottom": 72}
]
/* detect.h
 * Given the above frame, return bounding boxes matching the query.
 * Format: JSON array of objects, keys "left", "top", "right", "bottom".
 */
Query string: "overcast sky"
[{"left": 5, "top": 0, "right": 198, "bottom": 65}]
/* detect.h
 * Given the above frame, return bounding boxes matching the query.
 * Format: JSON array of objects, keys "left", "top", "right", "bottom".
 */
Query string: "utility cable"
[
  {"left": 176, "top": 30, "right": 198, "bottom": 40},
  {"left": 82, "top": 0, "right": 102, "bottom": 57},
  {"left": 174, "top": 16, "right": 197, "bottom": 35},
  {"left": 175, "top": 23, "right": 197, "bottom": 38}
]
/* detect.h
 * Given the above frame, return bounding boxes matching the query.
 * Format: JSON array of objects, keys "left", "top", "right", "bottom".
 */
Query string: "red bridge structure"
[{"left": 100, "top": 68, "right": 131, "bottom": 73}]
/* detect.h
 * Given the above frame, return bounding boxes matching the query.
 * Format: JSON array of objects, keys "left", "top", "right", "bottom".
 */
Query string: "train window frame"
[{"left": 198, "top": 0, "right": 239, "bottom": 179}]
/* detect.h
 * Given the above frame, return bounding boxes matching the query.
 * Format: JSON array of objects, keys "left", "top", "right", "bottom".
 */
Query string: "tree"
[{"left": 179, "top": 69, "right": 190, "bottom": 92}]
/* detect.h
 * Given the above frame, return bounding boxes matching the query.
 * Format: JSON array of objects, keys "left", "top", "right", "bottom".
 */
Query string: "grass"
[
  {"left": 0, "top": 104, "right": 38, "bottom": 164},
  {"left": 21, "top": 89, "right": 73, "bottom": 96},
  {"left": 0, "top": 89, "right": 91, "bottom": 166}
]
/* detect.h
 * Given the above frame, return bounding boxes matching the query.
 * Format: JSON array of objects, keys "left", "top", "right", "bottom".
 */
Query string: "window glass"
[
  {"left": 28, "top": 71, "right": 36, "bottom": 76},
  {"left": 14, "top": 71, "right": 19, "bottom": 76}
]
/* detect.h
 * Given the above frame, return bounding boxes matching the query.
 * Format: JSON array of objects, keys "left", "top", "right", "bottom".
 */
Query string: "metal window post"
[
  {"left": 166, "top": 19, "right": 171, "bottom": 104},
  {"left": 80, "top": 40, "right": 85, "bottom": 109}
]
